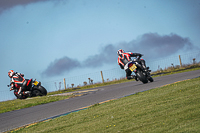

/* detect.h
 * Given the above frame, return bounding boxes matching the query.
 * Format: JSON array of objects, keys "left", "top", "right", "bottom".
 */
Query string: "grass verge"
[
  {"left": 0, "top": 95, "right": 76, "bottom": 114},
  {"left": 10, "top": 76, "right": 200, "bottom": 133},
  {"left": 48, "top": 64, "right": 200, "bottom": 95},
  {"left": 1, "top": 64, "right": 200, "bottom": 114}
]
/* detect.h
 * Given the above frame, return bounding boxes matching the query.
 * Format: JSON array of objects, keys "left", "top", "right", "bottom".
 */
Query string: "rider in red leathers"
[
  {"left": 117, "top": 49, "right": 150, "bottom": 80},
  {"left": 8, "top": 70, "right": 31, "bottom": 99}
]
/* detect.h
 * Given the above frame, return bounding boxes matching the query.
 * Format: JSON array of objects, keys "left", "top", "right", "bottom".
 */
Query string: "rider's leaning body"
[
  {"left": 8, "top": 70, "right": 30, "bottom": 98},
  {"left": 117, "top": 49, "right": 149, "bottom": 80},
  {"left": 117, "top": 51, "right": 142, "bottom": 69}
]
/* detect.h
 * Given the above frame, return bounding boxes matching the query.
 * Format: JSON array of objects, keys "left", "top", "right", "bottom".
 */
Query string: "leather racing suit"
[
  {"left": 10, "top": 72, "right": 29, "bottom": 98},
  {"left": 117, "top": 52, "right": 147, "bottom": 80}
]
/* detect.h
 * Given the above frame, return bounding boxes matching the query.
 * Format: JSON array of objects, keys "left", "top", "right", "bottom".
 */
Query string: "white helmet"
[
  {"left": 8, "top": 70, "right": 15, "bottom": 78},
  {"left": 117, "top": 49, "right": 124, "bottom": 56}
]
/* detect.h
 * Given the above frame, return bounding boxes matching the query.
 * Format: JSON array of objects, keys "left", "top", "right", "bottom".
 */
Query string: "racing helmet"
[
  {"left": 117, "top": 49, "right": 124, "bottom": 56},
  {"left": 8, "top": 70, "right": 15, "bottom": 78}
]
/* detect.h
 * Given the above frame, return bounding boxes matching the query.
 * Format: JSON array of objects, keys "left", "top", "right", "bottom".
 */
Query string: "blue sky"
[{"left": 0, "top": 0, "right": 200, "bottom": 100}]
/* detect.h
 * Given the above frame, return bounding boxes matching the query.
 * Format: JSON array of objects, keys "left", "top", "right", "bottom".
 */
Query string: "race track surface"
[{"left": 0, "top": 70, "right": 200, "bottom": 132}]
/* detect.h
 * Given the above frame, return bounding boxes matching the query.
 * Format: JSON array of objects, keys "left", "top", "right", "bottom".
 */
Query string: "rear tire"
[
  {"left": 136, "top": 71, "right": 148, "bottom": 84},
  {"left": 32, "top": 89, "right": 41, "bottom": 96},
  {"left": 148, "top": 76, "right": 154, "bottom": 82},
  {"left": 32, "top": 86, "right": 47, "bottom": 97}
]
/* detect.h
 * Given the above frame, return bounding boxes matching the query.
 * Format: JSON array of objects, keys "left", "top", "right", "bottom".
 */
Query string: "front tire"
[{"left": 147, "top": 76, "right": 154, "bottom": 82}]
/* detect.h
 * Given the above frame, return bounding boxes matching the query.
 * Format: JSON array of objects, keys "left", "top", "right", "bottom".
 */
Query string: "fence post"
[
  {"left": 193, "top": 58, "right": 196, "bottom": 64},
  {"left": 100, "top": 71, "right": 105, "bottom": 83},
  {"left": 179, "top": 55, "right": 182, "bottom": 68},
  {"left": 63, "top": 78, "right": 66, "bottom": 89}
]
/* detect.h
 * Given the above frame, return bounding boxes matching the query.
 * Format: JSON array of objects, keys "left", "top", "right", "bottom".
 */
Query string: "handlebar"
[{"left": 136, "top": 54, "right": 143, "bottom": 60}]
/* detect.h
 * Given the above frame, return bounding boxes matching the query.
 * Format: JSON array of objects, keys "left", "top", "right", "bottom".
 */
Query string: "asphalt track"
[{"left": 0, "top": 70, "right": 200, "bottom": 132}]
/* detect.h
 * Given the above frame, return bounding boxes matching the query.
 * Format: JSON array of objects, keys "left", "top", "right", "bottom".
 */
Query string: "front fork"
[{"left": 134, "top": 64, "right": 151, "bottom": 77}]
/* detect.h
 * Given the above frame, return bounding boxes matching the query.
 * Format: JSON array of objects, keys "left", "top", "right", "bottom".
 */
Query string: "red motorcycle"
[{"left": 8, "top": 79, "right": 47, "bottom": 99}]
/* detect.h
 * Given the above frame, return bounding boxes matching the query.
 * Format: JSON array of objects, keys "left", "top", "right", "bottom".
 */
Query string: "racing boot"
[
  {"left": 24, "top": 91, "right": 31, "bottom": 94},
  {"left": 127, "top": 75, "right": 138, "bottom": 81},
  {"left": 127, "top": 75, "right": 135, "bottom": 80},
  {"left": 24, "top": 91, "right": 31, "bottom": 97},
  {"left": 18, "top": 92, "right": 24, "bottom": 99}
]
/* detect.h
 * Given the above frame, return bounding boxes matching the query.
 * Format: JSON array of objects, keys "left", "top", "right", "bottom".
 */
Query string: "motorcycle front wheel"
[{"left": 147, "top": 76, "right": 154, "bottom": 82}]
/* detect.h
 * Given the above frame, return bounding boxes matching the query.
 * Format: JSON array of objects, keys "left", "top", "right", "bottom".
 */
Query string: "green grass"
[
  {"left": 0, "top": 95, "right": 75, "bottom": 114},
  {"left": 10, "top": 77, "right": 200, "bottom": 133},
  {"left": 1, "top": 64, "right": 200, "bottom": 114},
  {"left": 48, "top": 64, "right": 200, "bottom": 96},
  {"left": 47, "top": 78, "right": 130, "bottom": 95},
  {"left": 0, "top": 78, "right": 131, "bottom": 114},
  {"left": 151, "top": 63, "right": 200, "bottom": 76}
]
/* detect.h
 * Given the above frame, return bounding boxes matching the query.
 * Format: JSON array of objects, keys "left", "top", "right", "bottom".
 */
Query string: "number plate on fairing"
[
  {"left": 34, "top": 81, "right": 39, "bottom": 86},
  {"left": 129, "top": 64, "right": 137, "bottom": 71}
]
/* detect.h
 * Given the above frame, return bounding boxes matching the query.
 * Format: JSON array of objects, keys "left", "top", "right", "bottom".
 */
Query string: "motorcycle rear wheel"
[
  {"left": 38, "top": 86, "right": 47, "bottom": 96},
  {"left": 32, "top": 86, "right": 47, "bottom": 96},
  {"left": 136, "top": 71, "right": 148, "bottom": 84},
  {"left": 32, "top": 89, "right": 42, "bottom": 96}
]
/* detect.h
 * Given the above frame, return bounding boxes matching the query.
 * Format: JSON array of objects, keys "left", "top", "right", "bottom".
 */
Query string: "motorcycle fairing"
[
  {"left": 129, "top": 64, "right": 137, "bottom": 71},
  {"left": 125, "top": 61, "right": 137, "bottom": 72},
  {"left": 33, "top": 81, "right": 39, "bottom": 86}
]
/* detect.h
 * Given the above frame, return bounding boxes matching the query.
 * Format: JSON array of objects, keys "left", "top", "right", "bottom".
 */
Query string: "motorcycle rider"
[
  {"left": 8, "top": 70, "right": 31, "bottom": 99},
  {"left": 117, "top": 49, "right": 150, "bottom": 80}
]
